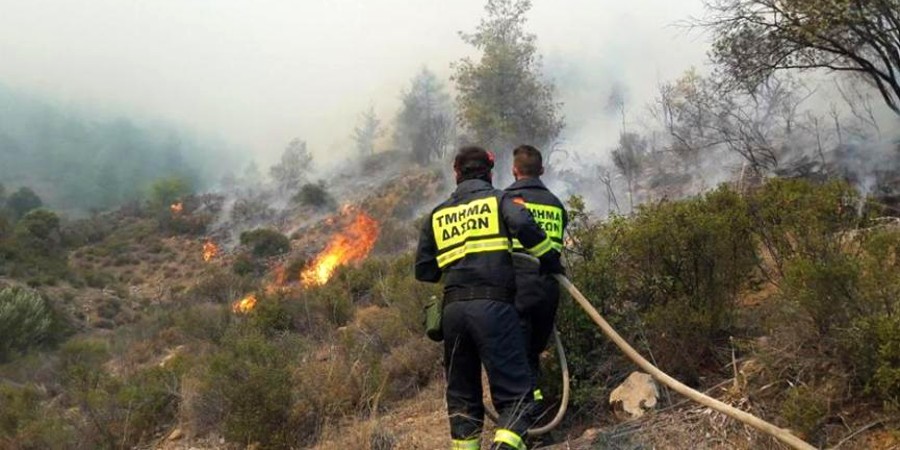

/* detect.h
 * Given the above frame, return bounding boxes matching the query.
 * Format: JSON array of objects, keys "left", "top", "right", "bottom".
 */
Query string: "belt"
[{"left": 444, "top": 287, "right": 513, "bottom": 305}]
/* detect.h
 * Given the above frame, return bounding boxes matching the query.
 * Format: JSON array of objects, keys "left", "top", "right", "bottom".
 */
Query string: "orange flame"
[
  {"left": 202, "top": 240, "right": 219, "bottom": 262},
  {"left": 232, "top": 294, "right": 258, "bottom": 314},
  {"left": 301, "top": 209, "right": 380, "bottom": 287},
  {"left": 170, "top": 202, "right": 184, "bottom": 215}
]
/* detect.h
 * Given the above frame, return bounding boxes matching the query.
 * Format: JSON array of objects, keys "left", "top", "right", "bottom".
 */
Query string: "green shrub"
[
  {"left": 196, "top": 327, "right": 295, "bottom": 447},
  {"left": 56, "top": 337, "right": 184, "bottom": 448},
  {"left": 239, "top": 228, "right": 290, "bottom": 258},
  {"left": 565, "top": 187, "right": 756, "bottom": 384},
  {"left": 747, "top": 179, "right": 862, "bottom": 277},
  {"left": 780, "top": 384, "right": 828, "bottom": 438},
  {"left": 292, "top": 182, "right": 334, "bottom": 209},
  {"left": 0, "top": 384, "right": 73, "bottom": 449},
  {"left": 148, "top": 175, "right": 193, "bottom": 210},
  {"left": 188, "top": 267, "right": 257, "bottom": 304},
  {"left": 783, "top": 253, "right": 860, "bottom": 334},
  {"left": 0, "top": 287, "right": 56, "bottom": 361},
  {"left": 6, "top": 187, "right": 43, "bottom": 220},
  {"left": 248, "top": 294, "right": 294, "bottom": 336},
  {"left": 231, "top": 252, "right": 266, "bottom": 276},
  {"left": 174, "top": 303, "right": 233, "bottom": 344}
]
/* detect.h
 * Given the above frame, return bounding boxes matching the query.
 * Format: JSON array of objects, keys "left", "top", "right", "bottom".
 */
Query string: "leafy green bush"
[
  {"left": 780, "top": 384, "right": 828, "bottom": 438},
  {"left": 565, "top": 187, "right": 756, "bottom": 384},
  {"left": 0, "top": 383, "right": 73, "bottom": 449},
  {"left": 6, "top": 187, "right": 43, "bottom": 220},
  {"left": 747, "top": 179, "right": 862, "bottom": 278},
  {"left": 195, "top": 327, "right": 295, "bottom": 447},
  {"left": 783, "top": 253, "right": 859, "bottom": 334},
  {"left": 0, "top": 287, "right": 56, "bottom": 361},
  {"left": 149, "top": 175, "right": 193, "bottom": 210},
  {"left": 188, "top": 267, "right": 257, "bottom": 304},
  {"left": 239, "top": 228, "right": 290, "bottom": 258},
  {"left": 56, "top": 337, "right": 184, "bottom": 448},
  {"left": 292, "top": 182, "right": 334, "bottom": 209}
]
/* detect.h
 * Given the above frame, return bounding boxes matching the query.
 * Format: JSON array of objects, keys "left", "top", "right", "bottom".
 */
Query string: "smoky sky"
[{"left": 0, "top": 0, "right": 708, "bottom": 168}]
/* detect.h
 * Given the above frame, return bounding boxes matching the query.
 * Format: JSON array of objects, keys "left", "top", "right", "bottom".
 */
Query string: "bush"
[
  {"left": 0, "top": 287, "right": 57, "bottom": 361},
  {"left": 0, "top": 384, "right": 73, "bottom": 449},
  {"left": 195, "top": 327, "right": 295, "bottom": 447},
  {"left": 565, "top": 187, "right": 756, "bottom": 384},
  {"left": 292, "top": 182, "right": 334, "bottom": 209},
  {"left": 6, "top": 187, "right": 43, "bottom": 220},
  {"left": 747, "top": 179, "right": 862, "bottom": 278},
  {"left": 188, "top": 268, "right": 257, "bottom": 304},
  {"left": 56, "top": 337, "right": 183, "bottom": 448},
  {"left": 148, "top": 175, "right": 193, "bottom": 210},
  {"left": 239, "top": 228, "right": 290, "bottom": 258},
  {"left": 780, "top": 384, "right": 828, "bottom": 438}
]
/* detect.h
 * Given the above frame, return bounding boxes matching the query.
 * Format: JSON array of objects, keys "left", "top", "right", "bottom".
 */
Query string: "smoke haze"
[{"left": 0, "top": 0, "right": 707, "bottom": 168}]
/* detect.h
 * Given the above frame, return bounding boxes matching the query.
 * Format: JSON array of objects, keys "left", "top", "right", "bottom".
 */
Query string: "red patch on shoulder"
[{"left": 512, "top": 197, "right": 526, "bottom": 206}]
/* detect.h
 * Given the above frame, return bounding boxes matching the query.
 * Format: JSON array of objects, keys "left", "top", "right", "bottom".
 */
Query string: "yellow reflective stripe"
[
  {"left": 526, "top": 236, "right": 553, "bottom": 257},
  {"left": 450, "top": 438, "right": 480, "bottom": 450},
  {"left": 436, "top": 237, "right": 511, "bottom": 268},
  {"left": 533, "top": 389, "right": 544, "bottom": 401},
  {"left": 512, "top": 238, "right": 562, "bottom": 252},
  {"left": 493, "top": 428, "right": 526, "bottom": 450}
]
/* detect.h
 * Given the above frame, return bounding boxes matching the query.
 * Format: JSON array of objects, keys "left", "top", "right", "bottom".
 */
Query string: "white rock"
[{"left": 609, "top": 371, "right": 659, "bottom": 419}]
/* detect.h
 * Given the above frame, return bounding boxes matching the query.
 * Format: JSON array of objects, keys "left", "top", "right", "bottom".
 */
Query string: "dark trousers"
[
  {"left": 443, "top": 299, "right": 535, "bottom": 440},
  {"left": 513, "top": 260, "right": 561, "bottom": 384}
]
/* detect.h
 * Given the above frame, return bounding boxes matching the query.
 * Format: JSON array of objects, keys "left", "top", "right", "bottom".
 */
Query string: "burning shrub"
[
  {"left": 148, "top": 175, "right": 193, "bottom": 211},
  {"left": 239, "top": 228, "right": 290, "bottom": 258},
  {"left": 188, "top": 267, "right": 257, "bottom": 305}
]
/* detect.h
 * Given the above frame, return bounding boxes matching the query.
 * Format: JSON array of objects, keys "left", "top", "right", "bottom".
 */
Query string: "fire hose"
[{"left": 487, "top": 254, "right": 816, "bottom": 450}]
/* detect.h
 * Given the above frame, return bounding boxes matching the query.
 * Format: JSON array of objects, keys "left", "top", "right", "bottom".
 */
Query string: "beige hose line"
[
  {"left": 484, "top": 327, "right": 570, "bottom": 436},
  {"left": 554, "top": 273, "right": 817, "bottom": 450}
]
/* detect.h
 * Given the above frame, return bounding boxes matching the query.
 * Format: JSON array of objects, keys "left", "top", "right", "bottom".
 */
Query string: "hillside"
[{"left": 2, "top": 151, "right": 899, "bottom": 449}]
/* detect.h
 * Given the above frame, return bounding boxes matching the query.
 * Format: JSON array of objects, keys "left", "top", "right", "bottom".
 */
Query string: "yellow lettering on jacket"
[
  {"left": 526, "top": 203, "right": 564, "bottom": 240},
  {"left": 433, "top": 197, "right": 500, "bottom": 249}
]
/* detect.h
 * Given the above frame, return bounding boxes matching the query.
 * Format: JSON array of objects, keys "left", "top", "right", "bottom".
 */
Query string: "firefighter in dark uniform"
[
  {"left": 505, "top": 145, "right": 568, "bottom": 409},
  {"left": 415, "top": 146, "right": 563, "bottom": 450}
]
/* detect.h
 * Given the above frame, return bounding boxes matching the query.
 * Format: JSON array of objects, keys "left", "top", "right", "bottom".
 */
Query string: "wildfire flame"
[
  {"left": 232, "top": 294, "right": 258, "bottom": 314},
  {"left": 170, "top": 202, "right": 184, "bottom": 215},
  {"left": 202, "top": 240, "right": 219, "bottom": 262},
  {"left": 301, "top": 209, "right": 380, "bottom": 287}
]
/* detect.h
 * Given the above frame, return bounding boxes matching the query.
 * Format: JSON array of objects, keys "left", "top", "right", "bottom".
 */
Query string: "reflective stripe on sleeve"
[
  {"left": 436, "top": 237, "right": 511, "bottom": 268},
  {"left": 512, "top": 238, "right": 562, "bottom": 252},
  {"left": 493, "top": 428, "right": 526, "bottom": 450},
  {"left": 525, "top": 235, "right": 554, "bottom": 257},
  {"left": 450, "top": 438, "right": 480, "bottom": 450}
]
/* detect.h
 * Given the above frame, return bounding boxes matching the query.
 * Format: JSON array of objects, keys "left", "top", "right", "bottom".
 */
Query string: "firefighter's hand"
[{"left": 539, "top": 252, "right": 565, "bottom": 275}]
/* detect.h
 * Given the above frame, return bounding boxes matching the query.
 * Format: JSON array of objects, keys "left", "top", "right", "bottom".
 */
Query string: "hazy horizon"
[{"left": 0, "top": 0, "right": 709, "bottom": 169}]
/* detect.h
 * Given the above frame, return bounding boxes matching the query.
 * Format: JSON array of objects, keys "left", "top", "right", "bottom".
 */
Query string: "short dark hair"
[
  {"left": 513, "top": 145, "right": 543, "bottom": 177},
  {"left": 454, "top": 146, "right": 494, "bottom": 180}
]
